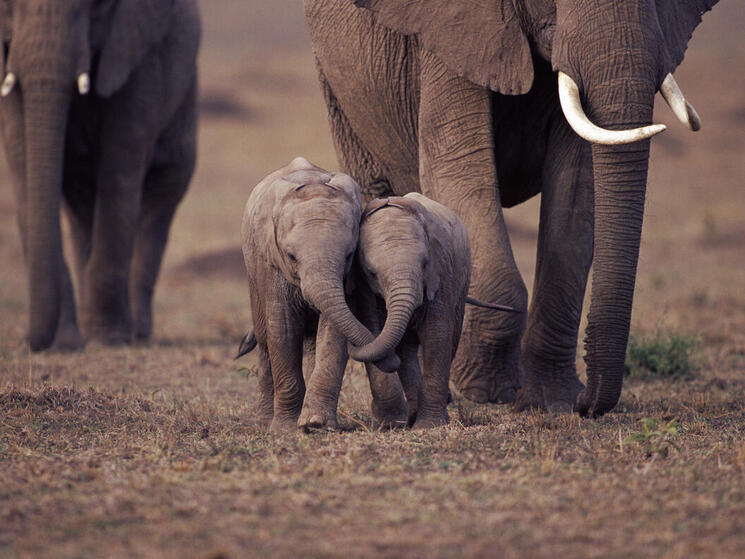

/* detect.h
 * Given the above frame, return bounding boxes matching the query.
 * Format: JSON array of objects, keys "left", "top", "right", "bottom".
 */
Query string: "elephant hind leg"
[
  {"left": 129, "top": 84, "right": 196, "bottom": 341},
  {"left": 317, "top": 63, "right": 394, "bottom": 201}
]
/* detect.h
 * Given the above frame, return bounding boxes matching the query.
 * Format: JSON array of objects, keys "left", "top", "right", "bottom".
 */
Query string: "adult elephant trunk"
[
  {"left": 348, "top": 278, "right": 419, "bottom": 363},
  {"left": 569, "top": 68, "right": 657, "bottom": 417},
  {"left": 23, "top": 84, "right": 71, "bottom": 350},
  {"left": 302, "top": 268, "right": 400, "bottom": 372}
]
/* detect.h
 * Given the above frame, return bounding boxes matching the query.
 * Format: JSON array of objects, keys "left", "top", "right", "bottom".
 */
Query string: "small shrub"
[
  {"left": 623, "top": 417, "right": 681, "bottom": 458},
  {"left": 625, "top": 332, "right": 697, "bottom": 379}
]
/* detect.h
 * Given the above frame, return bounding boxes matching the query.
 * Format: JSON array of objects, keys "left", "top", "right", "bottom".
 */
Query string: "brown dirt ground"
[{"left": 1, "top": 1, "right": 744, "bottom": 557}]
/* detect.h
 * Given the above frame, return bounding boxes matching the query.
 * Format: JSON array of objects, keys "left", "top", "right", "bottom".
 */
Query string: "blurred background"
[{"left": 0, "top": 0, "right": 743, "bottom": 360}]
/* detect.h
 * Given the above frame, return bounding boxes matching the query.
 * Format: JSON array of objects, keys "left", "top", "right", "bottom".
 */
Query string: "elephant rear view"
[{"left": 0, "top": 0, "right": 201, "bottom": 350}]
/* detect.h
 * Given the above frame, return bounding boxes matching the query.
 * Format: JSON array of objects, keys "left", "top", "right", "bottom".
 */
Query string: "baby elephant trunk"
[
  {"left": 304, "top": 273, "right": 401, "bottom": 372},
  {"left": 348, "top": 286, "right": 418, "bottom": 364}
]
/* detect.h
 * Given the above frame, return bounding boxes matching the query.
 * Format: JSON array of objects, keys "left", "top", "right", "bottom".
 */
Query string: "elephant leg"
[
  {"left": 395, "top": 334, "right": 422, "bottom": 427},
  {"left": 412, "top": 306, "right": 452, "bottom": 429},
  {"left": 83, "top": 118, "right": 153, "bottom": 344},
  {"left": 418, "top": 49, "right": 528, "bottom": 404},
  {"left": 354, "top": 288, "right": 408, "bottom": 428},
  {"left": 265, "top": 302, "right": 306, "bottom": 432},
  {"left": 298, "top": 315, "right": 347, "bottom": 431},
  {"left": 302, "top": 334, "right": 317, "bottom": 385},
  {"left": 130, "top": 86, "right": 196, "bottom": 341},
  {"left": 516, "top": 117, "right": 594, "bottom": 414},
  {"left": 317, "top": 63, "right": 394, "bottom": 201},
  {"left": 255, "top": 342, "right": 274, "bottom": 426}
]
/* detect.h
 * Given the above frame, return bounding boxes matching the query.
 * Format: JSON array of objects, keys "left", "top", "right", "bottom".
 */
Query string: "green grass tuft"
[{"left": 625, "top": 332, "right": 698, "bottom": 379}]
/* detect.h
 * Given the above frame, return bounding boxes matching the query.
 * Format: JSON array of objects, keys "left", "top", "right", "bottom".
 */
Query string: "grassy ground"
[{"left": 1, "top": 1, "right": 744, "bottom": 557}]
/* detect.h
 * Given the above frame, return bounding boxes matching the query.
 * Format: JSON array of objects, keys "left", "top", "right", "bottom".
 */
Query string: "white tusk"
[
  {"left": 659, "top": 73, "right": 701, "bottom": 132},
  {"left": 1, "top": 72, "right": 16, "bottom": 97},
  {"left": 77, "top": 72, "right": 90, "bottom": 95},
  {"left": 558, "top": 71, "right": 666, "bottom": 145}
]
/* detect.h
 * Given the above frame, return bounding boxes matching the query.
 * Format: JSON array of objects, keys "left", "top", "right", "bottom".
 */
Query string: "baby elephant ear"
[
  {"left": 656, "top": 0, "right": 719, "bottom": 73},
  {"left": 95, "top": 0, "right": 175, "bottom": 97},
  {"left": 354, "top": 0, "right": 533, "bottom": 95}
]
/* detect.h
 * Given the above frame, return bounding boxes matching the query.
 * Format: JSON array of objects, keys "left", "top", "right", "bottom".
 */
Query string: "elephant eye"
[{"left": 286, "top": 251, "right": 297, "bottom": 263}]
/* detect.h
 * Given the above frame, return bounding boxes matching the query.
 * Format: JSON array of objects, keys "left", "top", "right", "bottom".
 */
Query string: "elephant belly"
[
  {"left": 492, "top": 57, "right": 559, "bottom": 208},
  {"left": 306, "top": 0, "right": 421, "bottom": 195},
  {"left": 63, "top": 98, "right": 103, "bottom": 209}
]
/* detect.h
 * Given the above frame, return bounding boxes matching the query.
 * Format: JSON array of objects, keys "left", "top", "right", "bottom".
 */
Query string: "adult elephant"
[
  {"left": 305, "top": 0, "right": 717, "bottom": 416},
  {"left": 0, "top": 0, "right": 201, "bottom": 351}
]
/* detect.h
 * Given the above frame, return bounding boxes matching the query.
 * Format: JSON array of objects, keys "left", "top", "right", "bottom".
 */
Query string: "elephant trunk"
[
  {"left": 348, "top": 278, "right": 419, "bottom": 363},
  {"left": 23, "top": 85, "right": 72, "bottom": 350},
  {"left": 302, "top": 267, "right": 400, "bottom": 372},
  {"left": 576, "top": 62, "right": 657, "bottom": 416}
]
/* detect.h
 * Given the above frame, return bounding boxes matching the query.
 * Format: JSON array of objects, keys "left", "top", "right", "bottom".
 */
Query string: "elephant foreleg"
[
  {"left": 265, "top": 295, "right": 306, "bottom": 432},
  {"left": 357, "top": 289, "right": 408, "bottom": 428},
  {"left": 516, "top": 117, "right": 594, "bottom": 413},
  {"left": 418, "top": 49, "right": 527, "bottom": 404},
  {"left": 413, "top": 303, "right": 453, "bottom": 429},
  {"left": 395, "top": 333, "right": 422, "bottom": 427},
  {"left": 130, "top": 84, "right": 196, "bottom": 341},
  {"left": 298, "top": 314, "right": 347, "bottom": 431}
]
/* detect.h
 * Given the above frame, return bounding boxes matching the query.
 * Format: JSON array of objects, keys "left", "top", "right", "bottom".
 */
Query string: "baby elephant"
[
  {"left": 350, "top": 193, "right": 517, "bottom": 429},
  {"left": 240, "top": 158, "right": 397, "bottom": 431}
]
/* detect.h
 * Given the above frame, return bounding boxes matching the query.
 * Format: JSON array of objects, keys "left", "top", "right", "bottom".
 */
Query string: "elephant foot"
[
  {"left": 412, "top": 409, "right": 449, "bottom": 430},
  {"left": 451, "top": 339, "right": 523, "bottom": 405},
  {"left": 298, "top": 405, "right": 338, "bottom": 431},
  {"left": 270, "top": 415, "right": 300, "bottom": 433},
  {"left": 516, "top": 362, "right": 585, "bottom": 414},
  {"left": 52, "top": 324, "right": 86, "bottom": 352},
  {"left": 371, "top": 397, "right": 408, "bottom": 429},
  {"left": 544, "top": 376, "right": 585, "bottom": 415},
  {"left": 514, "top": 381, "right": 546, "bottom": 412}
]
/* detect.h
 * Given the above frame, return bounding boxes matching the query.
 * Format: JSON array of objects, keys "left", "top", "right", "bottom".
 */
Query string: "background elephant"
[
  {"left": 304, "top": 0, "right": 718, "bottom": 416},
  {"left": 240, "top": 157, "right": 398, "bottom": 431},
  {"left": 0, "top": 0, "right": 201, "bottom": 351}
]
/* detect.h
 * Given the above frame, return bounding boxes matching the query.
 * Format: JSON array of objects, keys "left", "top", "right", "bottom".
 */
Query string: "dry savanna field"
[{"left": 1, "top": 1, "right": 745, "bottom": 557}]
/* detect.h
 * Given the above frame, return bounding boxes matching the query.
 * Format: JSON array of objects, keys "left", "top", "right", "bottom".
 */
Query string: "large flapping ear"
[
  {"left": 354, "top": 0, "right": 534, "bottom": 95},
  {"left": 656, "top": 0, "right": 719, "bottom": 73},
  {"left": 95, "top": 0, "right": 175, "bottom": 97}
]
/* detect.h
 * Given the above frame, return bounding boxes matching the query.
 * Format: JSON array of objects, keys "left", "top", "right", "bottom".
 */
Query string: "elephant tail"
[
  {"left": 465, "top": 296, "right": 522, "bottom": 313},
  {"left": 235, "top": 330, "right": 257, "bottom": 359}
]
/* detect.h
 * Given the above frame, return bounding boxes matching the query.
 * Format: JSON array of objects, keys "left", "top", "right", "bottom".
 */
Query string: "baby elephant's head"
[
  {"left": 273, "top": 167, "right": 362, "bottom": 310},
  {"left": 351, "top": 196, "right": 445, "bottom": 363}
]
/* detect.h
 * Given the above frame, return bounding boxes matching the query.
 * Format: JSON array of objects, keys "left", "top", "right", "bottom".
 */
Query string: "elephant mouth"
[{"left": 557, "top": 72, "right": 701, "bottom": 144}]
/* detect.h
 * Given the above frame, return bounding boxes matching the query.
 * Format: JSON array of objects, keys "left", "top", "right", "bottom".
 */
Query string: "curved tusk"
[
  {"left": 1, "top": 73, "right": 16, "bottom": 97},
  {"left": 659, "top": 73, "right": 701, "bottom": 132},
  {"left": 77, "top": 73, "right": 90, "bottom": 95},
  {"left": 558, "top": 71, "right": 666, "bottom": 145}
]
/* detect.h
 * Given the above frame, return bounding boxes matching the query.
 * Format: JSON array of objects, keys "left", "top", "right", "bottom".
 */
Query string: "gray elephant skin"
[
  {"left": 0, "top": 0, "right": 201, "bottom": 351},
  {"left": 240, "top": 158, "right": 400, "bottom": 431},
  {"left": 349, "top": 193, "right": 474, "bottom": 429},
  {"left": 305, "top": 0, "right": 718, "bottom": 416}
]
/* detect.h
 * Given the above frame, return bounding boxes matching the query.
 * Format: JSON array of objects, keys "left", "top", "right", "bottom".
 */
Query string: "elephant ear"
[
  {"left": 657, "top": 0, "right": 719, "bottom": 73},
  {"left": 95, "top": 0, "right": 175, "bottom": 97},
  {"left": 353, "top": 0, "right": 534, "bottom": 95}
]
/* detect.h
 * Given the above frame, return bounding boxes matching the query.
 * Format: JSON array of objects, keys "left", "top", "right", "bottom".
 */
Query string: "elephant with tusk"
[
  {"left": 238, "top": 158, "right": 399, "bottom": 432},
  {"left": 0, "top": 0, "right": 201, "bottom": 350},
  {"left": 304, "top": 0, "right": 719, "bottom": 417}
]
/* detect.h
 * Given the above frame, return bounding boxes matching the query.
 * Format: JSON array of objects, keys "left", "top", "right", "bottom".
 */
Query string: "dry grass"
[{"left": 1, "top": 1, "right": 744, "bottom": 557}]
